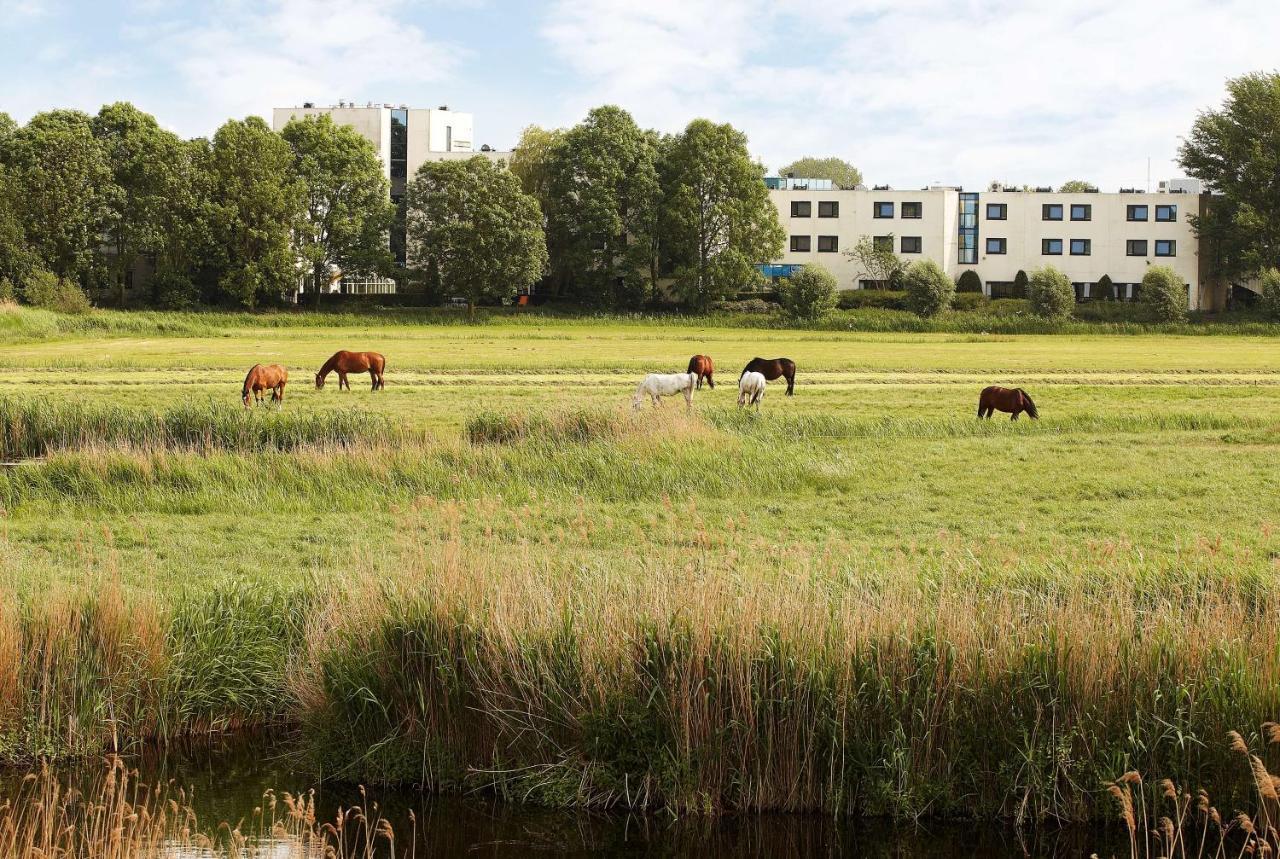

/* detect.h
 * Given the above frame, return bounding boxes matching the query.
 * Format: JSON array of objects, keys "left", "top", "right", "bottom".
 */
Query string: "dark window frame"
[
  {"left": 1069, "top": 238, "right": 1091, "bottom": 256},
  {"left": 1154, "top": 239, "right": 1176, "bottom": 257},
  {"left": 900, "top": 236, "right": 922, "bottom": 254},
  {"left": 1155, "top": 204, "right": 1177, "bottom": 222},
  {"left": 872, "top": 235, "right": 893, "bottom": 251},
  {"left": 1042, "top": 204, "right": 1064, "bottom": 221},
  {"left": 1042, "top": 238, "right": 1063, "bottom": 255},
  {"left": 1126, "top": 239, "right": 1148, "bottom": 256},
  {"left": 790, "top": 235, "right": 811, "bottom": 252},
  {"left": 790, "top": 200, "right": 812, "bottom": 218},
  {"left": 817, "top": 201, "right": 839, "bottom": 218},
  {"left": 873, "top": 201, "right": 895, "bottom": 219},
  {"left": 817, "top": 235, "right": 838, "bottom": 253},
  {"left": 985, "top": 237, "right": 1007, "bottom": 255},
  {"left": 1070, "top": 204, "right": 1091, "bottom": 221},
  {"left": 1127, "top": 205, "right": 1148, "bottom": 222},
  {"left": 901, "top": 201, "right": 923, "bottom": 219},
  {"left": 986, "top": 203, "right": 1007, "bottom": 220}
]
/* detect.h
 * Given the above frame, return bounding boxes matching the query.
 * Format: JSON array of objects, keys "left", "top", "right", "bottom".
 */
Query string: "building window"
[
  {"left": 1126, "top": 239, "right": 1148, "bottom": 256},
  {"left": 986, "top": 203, "right": 1007, "bottom": 220},
  {"left": 1070, "top": 204, "right": 1091, "bottom": 221},
  {"left": 791, "top": 201, "right": 811, "bottom": 218},
  {"left": 818, "top": 201, "right": 839, "bottom": 218},
  {"left": 901, "top": 201, "right": 922, "bottom": 219},
  {"left": 900, "top": 236, "right": 922, "bottom": 253},
  {"left": 817, "top": 235, "right": 838, "bottom": 253},
  {"left": 1155, "top": 204, "right": 1177, "bottom": 222},
  {"left": 1155, "top": 239, "right": 1176, "bottom": 257},
  {"left": 873, "top": 235, "right": 893, "bottom": 251},
  {"left": 390, "top": 108, "right": 408, "bottom": 196},
  {"left": 1042, "top": 204, "right": 1063, "bottom": 221},
  {"left": 1127, "top": 205, "right": 1148, "bottom": 221},
  {"left": 1042, "top": 238, "right": 1063, "bottom": 255},
  {"left": 790, "top": 235, "right": 811, "bottom": 252},
  {"left": 1070, "top": 238, "right": 1091, "bottom": 256},
  {"left": 874, "top": 201, "right": 894, "bottom": 218},
  {"left": 986, "top": 237, "right": 1007, "bottom": 254},
  {"left": 958, "top": 192, "right": 978, "bottom": 264}
]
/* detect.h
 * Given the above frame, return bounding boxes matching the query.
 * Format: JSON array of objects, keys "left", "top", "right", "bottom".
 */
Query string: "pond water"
[{"left": 2, "top": 736, "right": 1127, "bottom": 858}]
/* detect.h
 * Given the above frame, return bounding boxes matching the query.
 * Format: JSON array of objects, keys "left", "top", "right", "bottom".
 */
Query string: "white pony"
[
  {"left": 633, "top": 372, "right": 697, "bottom": 411},
  {"left": 738, "top": 371, "right": 767, "bottom": 410}
]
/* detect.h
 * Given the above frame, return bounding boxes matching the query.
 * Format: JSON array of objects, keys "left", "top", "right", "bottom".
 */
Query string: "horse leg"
[
  {"left": 1011, "top": 411, "right": 1019, "bottom": 421},
  {"left": 785, "top": 372, "right": 794, "bottom": 396},
  {"left": 707, "top": 372, "right": 714, "bottom": 390}
]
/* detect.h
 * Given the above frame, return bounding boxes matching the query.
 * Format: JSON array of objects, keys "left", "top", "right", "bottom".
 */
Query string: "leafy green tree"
[
  {"left": 548, "top": 106, "right": 660, "bottom": 308},
  {"left": 1027, "top": 266, "right": 1074, "bottom": 320},
  {"left": 0, "top": 167, "right": 36, "bottom": 286},
  {"left": 955, "top": 269, "right": 983, "bottom": 293},
  {"left": 1140, "top": 265, "right": 1188, "bottom": 322},
  {"left": 281, "top": 114, "right": 394, "bottom": 307},
  {"left": 902, "top": 259, "right": 954, "bottom": 317},
  {"left": 1013, "top": 269, "right": 1029, "bottom": 299},
  {"left": 776, "top": 263, "right": 838, "bottom": 320},
  {"left": 204, "top": 117, "right": 303, "bottom": 308},
  {"left": 845, "top": 234, "right": 902, "bottom": 289},
  {"left": 1258, "top": 268, "right": 1280, "bottom": 319},
  {"left": 0, "top": 110, "right": 114, "bottom": 283},
  {"left": 1057, "top": 180, "right": 1098, "bottom": 193},
  {"left": 91, "top": 102, "right": 190, "bottom": 305},
  {"left": 20, "top": 267, "right": 91, "bottom": 313},
  {"left": 776, "top": 156, "right": 862, "bottom": 189},
  {"left": 508, "top": 125, "right": 564, "bottom": 216},
  {"left": 1180, "top": 72, "right": 1280, "bottom": 278},
  {"left": 1094, "top": 274, "right": 1115, "bottom": 301},
  {"left": 405, "top": 156, "right": 547, "bottom": 314},
  {"left": 661, "top": 119, "right": 785, "bottom": 309}
]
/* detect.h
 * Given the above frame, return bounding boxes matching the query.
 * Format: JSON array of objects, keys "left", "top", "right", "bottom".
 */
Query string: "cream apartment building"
[{"left": 767, "top": 180, "right": 1210, "bottom": 308}]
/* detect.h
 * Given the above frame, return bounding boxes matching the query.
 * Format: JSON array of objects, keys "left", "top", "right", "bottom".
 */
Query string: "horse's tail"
[{"left": 1019, "top": 389, "right": 1039, "bottom": 419}]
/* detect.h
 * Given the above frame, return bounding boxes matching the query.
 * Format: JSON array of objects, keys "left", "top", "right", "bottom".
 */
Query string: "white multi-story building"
[{"left": 765, "top": 180, "right": 1211, "bottom": 308}]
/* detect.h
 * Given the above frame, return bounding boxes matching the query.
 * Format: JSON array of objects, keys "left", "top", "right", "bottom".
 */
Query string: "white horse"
[
  {"left": 738, "top": 371, "right": 766, "bottom": 410},
  {"left": 633, "top": 372, "right": 697, "bottom": 411}
]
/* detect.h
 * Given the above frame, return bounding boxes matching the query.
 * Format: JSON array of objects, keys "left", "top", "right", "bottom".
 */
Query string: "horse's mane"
[
  {"left": 1018, "top": 388, "right": 1039, "bottom": 418},
  {"left": 242, "top": 364, "right": 260, "bottom": 396},
  {"left": 317, "top": 353, "right": 340, "bottom": 376}
]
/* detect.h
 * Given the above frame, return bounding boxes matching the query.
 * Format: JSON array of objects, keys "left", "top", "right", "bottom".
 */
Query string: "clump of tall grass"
[
  {"left": 0, "top": 396, "right": 400, "bottom": 459},
  {"left": 0, "top": 756, "right": 402, "bottom": 858},
  {"left": 466, "top": 405, "right": 710, "bottom": 446}
]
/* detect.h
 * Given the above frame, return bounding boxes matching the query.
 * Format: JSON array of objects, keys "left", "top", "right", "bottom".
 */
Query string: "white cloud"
[{"left": 540, "top": 0, "right": 1280, "bottom": 189}]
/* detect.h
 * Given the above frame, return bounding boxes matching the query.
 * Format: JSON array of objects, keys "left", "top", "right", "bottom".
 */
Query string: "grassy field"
[{"left": 3, "top": 305, "right": 1280, "bottom": 822}]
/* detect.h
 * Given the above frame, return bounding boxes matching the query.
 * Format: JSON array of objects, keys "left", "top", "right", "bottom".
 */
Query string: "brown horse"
[
  {"left": 977, "top": 386, "right": 1039, "bottom": 420},
  {"left": 740, "top": 357, "right": 796, "bottom": 396},
  {"left": 687, "top": 354, "right": 715, "bottom": 389},
  {"left": 315, "top": 351, "right": 386, "bottom": 392},
  {"left": 242, "top": 363, "right": 288, "bottom": 408}
]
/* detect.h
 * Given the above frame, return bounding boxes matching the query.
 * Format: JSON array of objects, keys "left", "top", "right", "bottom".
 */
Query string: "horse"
[
  {"left": 687, "top": 354, "right": 715, "bottom": 389},
  {"left": 977, "top": 386, "right": 1039, "bottom": 420},
  {"left": 738, "top": 371, "right": 766, "bottom": 410},
  {"left": 242, "top": 363, "right": 288, "bottom": 408},
  {"left": 633, "top": 372, "right": 697, "bottom": 411},
  {"left": 740, "top": 357, "right": 796, "bottom": 396},
  {"left": 316, "top": 351, "right": 385, "bottom": 392}
]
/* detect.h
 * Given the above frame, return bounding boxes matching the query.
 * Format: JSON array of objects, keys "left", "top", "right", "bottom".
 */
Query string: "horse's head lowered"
[
  {"left": 1019, "top": 389, "right": 1039, "bottom": 419},
  {"left": 315, "top": 373, "right": 326, "bottom": 390}
]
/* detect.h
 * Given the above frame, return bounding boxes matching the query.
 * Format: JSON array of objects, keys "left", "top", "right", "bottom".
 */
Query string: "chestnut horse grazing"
[
  {"left": 977, "top": 386, "right": 1039, "bottom": 420},
  {"left": 687, "top": 354, "right": 715, "bottom": 389},
  {"left": 242, "top": 363, "right": 288, "bottom": 408},
  {"left": 740, "top": 357, "right": 796, "bottom": 396},
  {"left": 316, "top": 351, "right": 385, "bottom": 392}
]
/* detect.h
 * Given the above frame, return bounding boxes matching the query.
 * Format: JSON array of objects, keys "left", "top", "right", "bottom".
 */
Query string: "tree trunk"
[{"left": 312, "top": 262, "right": 324, "bottom": 309}]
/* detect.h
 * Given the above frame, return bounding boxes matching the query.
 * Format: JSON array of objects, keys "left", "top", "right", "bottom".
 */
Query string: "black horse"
[{"left": 740, "top": 357, "right": 796, "bottom": 396}]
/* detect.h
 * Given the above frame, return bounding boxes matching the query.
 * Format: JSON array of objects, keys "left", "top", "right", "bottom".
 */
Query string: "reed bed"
[
  {"left": 0, "top": 756, "right": 403, "bottom": 858},
  {"left": 0, "top": 396, "right": 401, "bottom": 459}
]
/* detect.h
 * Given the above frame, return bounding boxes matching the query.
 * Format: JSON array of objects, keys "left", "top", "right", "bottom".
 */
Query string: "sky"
[{"left": 2, "top": 0, "right": 1279, "bottom": 191}]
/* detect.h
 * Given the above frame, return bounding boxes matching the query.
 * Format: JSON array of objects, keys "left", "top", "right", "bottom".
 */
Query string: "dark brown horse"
[
  {"left": 740, "top": 357, "right": 796, "bottom": 396},
  {"left": 687, "top": 354, "right": 715, "bottom": 389},
  {"left": 242, "top": 363, "right": 288, "bottom": 408},
  {"left": 977, "top": 386, "right": 1038, "bottom": 420},
  {"left": 316, "top": 351, "right": 385, "bottom": 392}
]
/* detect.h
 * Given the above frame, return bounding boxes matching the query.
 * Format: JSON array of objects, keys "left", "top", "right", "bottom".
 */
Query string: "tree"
[
  {"left": 547, "top": 106, "right": 660, "bottom": 309},
  {"left": 405, "top": 156, "right": 547, "bottom": 314},
  {"left": 204, "top": 117, "right": 303, "bottom": 308},
  {"left": 91, "top": 102, "right": 189, "bottom": 305},
  {"left": 902, "top": 259, "right": 954, "bottom": 317},
  {"left": 776, "top": 156, "right": 862, "bottom": 189},
  {"left": 1140, "top": 265, "right": 1188, "bottom": 322},
  {"left": 508, "top": 125, "right": 564, "bottom": 216},
  {"left": 845, "top": 234, "right": 903, "bottom": 289},
  {"left": 1057, "top": 180, "right": 1098, "bottom": 193},
  {"left": 281, "top": 114, "right": 394, "bottom": 307},
  {"left": 661, "top": 119, "right": 785, "bottom": 309},
  {"left": 1027, "top": 266, "right": 1074, "bottom": 320},
  {"left": 776, "top": 263, "right": 838, "bottom": 320},
  {"left": 0, "top": 167, "right": 36, "bottom": 286},
  {"left": 1094, "top": 274, "right": 1115, "bottom": 301},
  {"left": 1013, "top": 269, "right": 1029, "bottom": 299},
  {"left": 955, "top": 269, "right": 983, "bottom": 293},
  {"left": 1179, "top": 72, "right": 1280, "bottom": 279},
  {"left": 1259, "top": 268, "right": 1280, "bottom": 319},
  {"left": 0, "top": 110, "right": 114, "bottom": 283}
]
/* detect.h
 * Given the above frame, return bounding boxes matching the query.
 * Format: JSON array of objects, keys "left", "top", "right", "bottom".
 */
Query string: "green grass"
[{"left": 2, "top": 305, "right": 1280, "bottom": 822}]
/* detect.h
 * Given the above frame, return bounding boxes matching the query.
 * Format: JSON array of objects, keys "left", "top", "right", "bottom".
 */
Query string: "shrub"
[
  {"left": 1026, "top": 266, "right": 1074, "bottom": 320},
  {"left": 1140, "top": 265, "right": 1188, "bottom": 322},
  {"left": 150, "top": 270, "right": 201, "bottom": 310},
  {"left": 1093, "top": 274, "right": 1115, "bottom": 301},
  {"left": 0, "top": 277, "right": 15, "bottom": 303},
  {"left": 955, "top": 269, "right": 983, "bottom": 293},
  {"left": 901, "top": 260, "right": 954, "bottom": 318},
  {"left": 951, "top": 292, "right": 987, "bottom": 311},
  {"left": 21, "top": 269, "right": 91, "bottom": 314},
  {"left": 1260, "top": 268, "right": 1280, "bottom": 320},
  {"left": 1012, "top": 269, "right": 1029, "bottom": 299},
  {"left": 710, "top": 298, "right": 776, "bottom": 314},
  {"left": 776, "top": 264, "right": 839, "bottom": 320},
  {"left": 838, "top": 290, "right": 908, "bottom": 311}
]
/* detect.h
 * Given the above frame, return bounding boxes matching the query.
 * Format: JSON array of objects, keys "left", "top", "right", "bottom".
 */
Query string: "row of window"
[
  {"left": 790, "top": 201, "right": 924, "bottom": 219},
  {"left": 984, "top": 237, "right": 1176, "bottom": 257},
  {"left": 792, "top": 200, "right": 1179, "bottom": 223},
  {"left": 790, "top": 235, "right": 924, "bottom": 253}
]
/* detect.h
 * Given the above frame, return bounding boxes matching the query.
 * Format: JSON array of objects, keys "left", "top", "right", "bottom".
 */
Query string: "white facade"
[{"left": 767, "top": 183, "right": 1208, "bottom": 308}]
